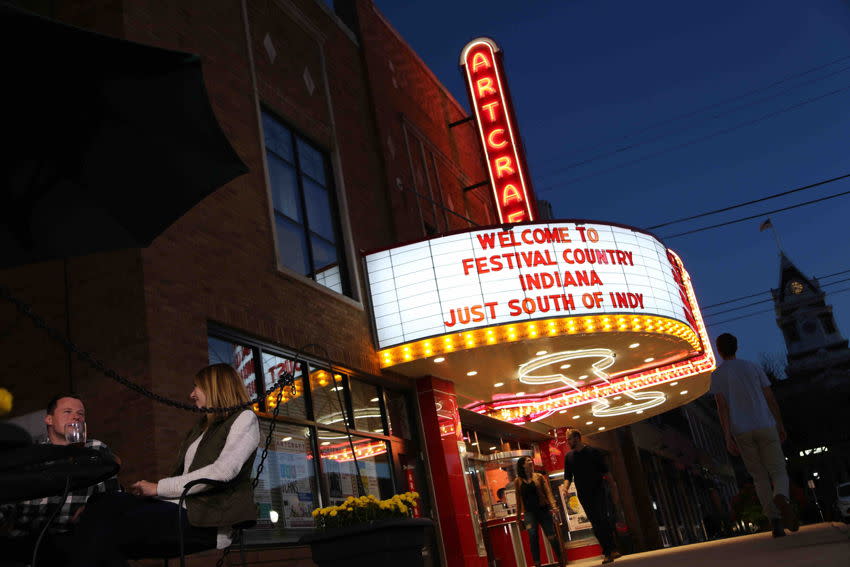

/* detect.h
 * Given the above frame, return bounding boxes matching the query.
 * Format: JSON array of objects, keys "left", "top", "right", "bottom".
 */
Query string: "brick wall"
[{"left": 1, "top": 1, "right": 494, "bottom": 564}]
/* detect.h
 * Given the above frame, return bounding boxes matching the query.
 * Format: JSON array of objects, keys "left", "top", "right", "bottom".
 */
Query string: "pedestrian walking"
[
  {"left": 563, "top": 429, "right": 621, "bottom": 564},
  {"left": 711, "top": 332, "right": 799, "bottom": 537},
  {"left": 515, "top": 456, "right": 565, "bottom": 567}
]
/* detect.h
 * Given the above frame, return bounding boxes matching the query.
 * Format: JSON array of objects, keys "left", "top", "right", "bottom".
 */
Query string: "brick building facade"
[
  {"left": 1, "top": 1, "right": 735, "bottom": 565},
  {"left": 1, "top": 1, "right": 492, "bottom": 564}
]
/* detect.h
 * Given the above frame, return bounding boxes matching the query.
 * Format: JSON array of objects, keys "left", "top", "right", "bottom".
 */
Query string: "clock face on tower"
[{"left": 788, "top": 280, "right": 804, "bottom": 295}]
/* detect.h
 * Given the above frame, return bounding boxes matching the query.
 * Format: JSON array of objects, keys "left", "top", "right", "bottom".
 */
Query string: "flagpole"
[
  {"left": 771, "top": 224, "right": 783, "bottom": 253},
  {"left": 760, "top": 218, "right": 783, "bottom": 254}
]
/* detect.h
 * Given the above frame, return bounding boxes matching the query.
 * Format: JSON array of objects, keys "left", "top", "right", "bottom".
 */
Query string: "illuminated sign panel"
[
  {"left": 461, "top": 38, "right": 536, "bottom": 224},
  {"left": 365, "top": 221, "right": 694, "bottom": 350}
]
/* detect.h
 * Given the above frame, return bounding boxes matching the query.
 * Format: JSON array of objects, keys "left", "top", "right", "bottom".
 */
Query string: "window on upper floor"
[{"left": 262, "top": 110, "right": 351, "bottom": 297}]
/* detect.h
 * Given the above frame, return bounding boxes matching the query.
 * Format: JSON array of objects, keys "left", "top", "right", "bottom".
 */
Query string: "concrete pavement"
[{"left": 568, "top": 523, "right": 850, "bottom": 567}]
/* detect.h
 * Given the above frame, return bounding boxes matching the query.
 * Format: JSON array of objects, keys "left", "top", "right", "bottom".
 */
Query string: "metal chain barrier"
[
  {"left": 0, "top": 284, "right": 295, "bottom": 413},
  {"left": 2, "top": 285, "right": 326, "bottom": 566},
  {"left": 216, "top": 382, "right": 290, "bottom": 567}
]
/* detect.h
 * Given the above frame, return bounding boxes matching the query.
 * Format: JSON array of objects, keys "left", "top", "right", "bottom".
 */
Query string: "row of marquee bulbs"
[{"left": 378, "top": 314, "right": 700, "bottom": 367}]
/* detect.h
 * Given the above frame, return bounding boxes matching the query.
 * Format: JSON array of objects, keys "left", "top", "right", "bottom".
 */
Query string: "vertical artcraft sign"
[{"left": 461, "top": 37, "right": 537, "bottom": 224}]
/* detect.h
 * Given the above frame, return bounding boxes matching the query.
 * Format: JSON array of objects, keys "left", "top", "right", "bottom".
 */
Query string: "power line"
[
  {"left": 707, "top": 286, "right": 850, "bottom": 327},
  {"left": 660, "top": 185, "right": 850, "bottom": 240},
  {"left": 530, "top": 53, "right": 850, "bottom": 172},
  {"left": 703, "top": 276, "right": 850, "bottom": 318},
  {"left": 647, "top": 173, "right": 850, "bottom": 230},
  {"left": 537, "top": 81, "right": 850, "bottom": 193},
  {"left": 534, "top": 59, "right": 850, "bottom": 182},
  {"left": 702, "top": 268, "right": 850, "bottom": 310}
]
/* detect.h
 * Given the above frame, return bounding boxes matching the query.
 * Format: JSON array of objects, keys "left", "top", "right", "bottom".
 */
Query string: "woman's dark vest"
[{"left": 172, "top": 410, "right": 257, "bottom": 528}]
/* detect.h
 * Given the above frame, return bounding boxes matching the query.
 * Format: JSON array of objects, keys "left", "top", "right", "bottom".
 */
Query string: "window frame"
[
  {"left": 207, "top": 325, "right": 410, "bottom": 547},
  {"left": 261, "top": 107, "right": 351, "bottom": 297}
]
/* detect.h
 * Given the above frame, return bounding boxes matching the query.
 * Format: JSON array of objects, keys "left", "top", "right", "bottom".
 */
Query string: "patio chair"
[{"left": 127, "top": 478, "right": 255, "bottom": 567}]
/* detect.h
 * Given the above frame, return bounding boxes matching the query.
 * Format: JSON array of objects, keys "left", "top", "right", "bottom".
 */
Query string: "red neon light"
[
  {"left": 461, "top": 38, "right": 537, "bottom": 224},
  {"left": 463, "top": 250, "right": 716, "bottom": 422}
]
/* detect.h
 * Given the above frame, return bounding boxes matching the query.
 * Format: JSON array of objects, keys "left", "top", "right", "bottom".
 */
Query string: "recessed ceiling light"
[
  {"left": 282, "top": 436, "right": 292, "bottom": 442},
  {"left": 471, "top": 442, "right": 478, "bottom": 446},
  {"left": 629, "top": 343, "right": 640, "bottom": 349},
  {"left": 585, "top": 421, "right": 593, "bottom": 425},
  {"left": 680, "top": 390, "right": 688, "bottom": 395},
  {"left": 489, "top": 446, "right": 497, "bottom": 451},
  {"left": 494, "top": 382, "right": 504, "bottom": 387},
  {"left": 578, "top": 375, "right": 588, "bottom": 380},
  {"left": 614, "top": 396, "right": 622, "bottom": 400},
  {"left": 669, "top": 381, "right": 678, "bottom": 387},
  {"left": 558, "top": 409, "right": 567, "bottom": 414},
  {"left": 636, "top": 410, "right": 644, "bottom": 414},
  {"left": 370, "top": 397, "right": 379, "bottom": 402},
  {"left": 573, "top": 415, "right": 580, "bottom": 419},
  {"left": 598, "top": 426, "right": 606, "bottom": 431},
  {"left": 467, "top": 370, "right": 478, "bottom": 376},
  {"left": 434, "top": 357, "right": 445, "bottom": 363},
  {"left": 625, "top": 402, "right": 633, "bottom": 406},
  {"left": 644, "top": 357, "right": 655, "bottom": 363},
  {"left": 536, "top": 350, "right": 548, "bottom": 356},
  {"left": 321, "top": 441, "right": 330, "bottom": 446},
  {"left": 560, "top": 363, "right": 571, "bottom": 369}
]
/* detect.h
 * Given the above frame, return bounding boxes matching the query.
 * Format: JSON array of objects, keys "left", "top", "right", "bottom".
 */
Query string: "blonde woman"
[
  {"left": 515, "top": 456, "right": 564, "bottom": 567},
  {"left": 70, "top": 364, "right": 260, "bottom": 566}
]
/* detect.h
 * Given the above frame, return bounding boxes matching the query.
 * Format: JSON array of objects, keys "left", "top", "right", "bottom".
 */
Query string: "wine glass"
[{"left": 64, "top": 421, "right": 86, "bottom": 446}]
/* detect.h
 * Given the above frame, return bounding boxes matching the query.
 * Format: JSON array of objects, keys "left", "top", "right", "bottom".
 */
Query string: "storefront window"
[
  {"left": 262, "top": 352, "right": 308, "bottom": 420},
  {"left": 319, "top": 432, "right": 394, "bottom": 505},
  {"left": 349, "top": 379, "right": 384, "bottom": 434},
  {"left": 208, "top": 329, "right": 415, "bottom": 545},
  {"left": 246, "top": 422, "right": 318, "bottom": 544},
  {"left": 208, "top": 337, "right": 259, "bottom": 399},
  {"left": 309, "top": 368, "right": 348, "bottom": 428}
]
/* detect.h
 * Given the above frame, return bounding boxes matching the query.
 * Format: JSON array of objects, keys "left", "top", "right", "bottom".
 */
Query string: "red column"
[{"left": 417, "top": 376, "right": 487, "bottom": 567}]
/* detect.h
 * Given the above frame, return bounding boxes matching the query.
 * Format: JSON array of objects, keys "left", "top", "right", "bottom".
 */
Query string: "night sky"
[{"left": 376, "top": 0, "right": 850, "bottom": 373}]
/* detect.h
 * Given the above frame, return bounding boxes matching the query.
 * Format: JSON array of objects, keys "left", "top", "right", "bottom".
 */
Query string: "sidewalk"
[{"left": 569, "top": 523, "right": 850, "bottom": 567}]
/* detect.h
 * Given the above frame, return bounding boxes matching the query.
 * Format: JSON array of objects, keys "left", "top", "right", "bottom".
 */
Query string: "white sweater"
[{"left": 156, "top": 410, "right": 260, "bottom": 548}]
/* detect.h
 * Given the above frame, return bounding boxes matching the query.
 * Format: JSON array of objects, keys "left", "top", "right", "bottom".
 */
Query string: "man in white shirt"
[{"left": 711, "top": 333, "right": 799, "bottom": 538}]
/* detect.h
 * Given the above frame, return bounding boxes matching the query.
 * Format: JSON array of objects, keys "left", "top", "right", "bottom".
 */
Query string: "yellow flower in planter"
[
  {"left": 312, "top": 492, "right": 419, "bottom": 529},
  {"left": 0, "top": 388, "right": 12, "bottom": 415}
]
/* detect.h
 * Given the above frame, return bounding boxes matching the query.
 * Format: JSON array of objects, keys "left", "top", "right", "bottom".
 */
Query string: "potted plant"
[{"left": 301, "top": 492, "right": 434, "bottom": 567}]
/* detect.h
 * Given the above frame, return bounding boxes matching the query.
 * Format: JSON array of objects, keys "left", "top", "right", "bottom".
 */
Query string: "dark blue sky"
[{"left": 376, "top": 0, "right": 850, "bottom": 371}]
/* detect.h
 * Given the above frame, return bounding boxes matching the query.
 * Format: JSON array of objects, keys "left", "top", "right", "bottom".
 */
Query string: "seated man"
[{"left": 0, "top": 394, "right": 119, "bottom": 566}]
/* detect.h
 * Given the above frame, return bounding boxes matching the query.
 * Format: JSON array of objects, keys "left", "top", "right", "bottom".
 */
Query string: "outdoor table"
[{"left": 0, "top": 444, "right": 120, "bottom": 504}]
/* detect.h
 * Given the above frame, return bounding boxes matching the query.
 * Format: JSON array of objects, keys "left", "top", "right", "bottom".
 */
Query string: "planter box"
[{"left": 301, "top": 518, "right": 435, "bottom": 567}]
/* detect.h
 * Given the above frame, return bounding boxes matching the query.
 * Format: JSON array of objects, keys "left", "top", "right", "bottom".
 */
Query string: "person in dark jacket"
[
  {"left": 515, "top": 456, "right": 565, "bottom": 567},
  {"left": 69, "top": 364, "right": 259, "bottom": 566},
  {"left": 563, "top": 429, "right": 620, "bottom": 564}
]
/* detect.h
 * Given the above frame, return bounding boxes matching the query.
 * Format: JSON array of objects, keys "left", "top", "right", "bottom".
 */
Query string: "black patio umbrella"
[{"left": 0, "top": 4, "right": 249, "bottom": 269}]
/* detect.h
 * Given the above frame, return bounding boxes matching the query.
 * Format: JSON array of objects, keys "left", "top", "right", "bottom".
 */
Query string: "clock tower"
[{"left": 772, "top": 252, "right": 850, "bottom": 377}]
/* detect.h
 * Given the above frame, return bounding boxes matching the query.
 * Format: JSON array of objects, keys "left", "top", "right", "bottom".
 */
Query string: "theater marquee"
[
  {"left": 364, "top": 221, "right": 715, "bottom": 430},
  {"left": 361, "top": 37, "right": 715, "bottom": 432}
]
